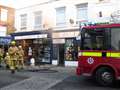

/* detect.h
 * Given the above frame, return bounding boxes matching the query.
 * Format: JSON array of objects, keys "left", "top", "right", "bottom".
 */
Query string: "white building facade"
[{"left": 15, "top": 0, "right": 119, "bottom": 66}]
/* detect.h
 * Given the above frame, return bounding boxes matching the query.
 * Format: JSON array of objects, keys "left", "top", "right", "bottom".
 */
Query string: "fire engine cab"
[{"left": 76, "top": 23, "right": 120, "bottom": 86}]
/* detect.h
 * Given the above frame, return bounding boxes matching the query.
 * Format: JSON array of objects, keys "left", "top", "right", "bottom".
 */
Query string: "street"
[
  {"left": 0, "top": 69, "right": 28, "bottom": 89},
  {"left": 0, "top": 66, "right": 120, "bottom": 90},
  {"left": 49, "top": 75, "right": 120, "bottom": 90}
]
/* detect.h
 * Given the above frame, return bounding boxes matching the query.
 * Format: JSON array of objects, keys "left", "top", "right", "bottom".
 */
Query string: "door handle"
[{"left": 102, "top": 52, "right": 106, "bottom": 57}]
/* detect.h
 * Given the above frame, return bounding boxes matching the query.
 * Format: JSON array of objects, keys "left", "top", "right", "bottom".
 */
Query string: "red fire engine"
[{"left": 76, "top": 23, "right": 120, "bottom": 86}]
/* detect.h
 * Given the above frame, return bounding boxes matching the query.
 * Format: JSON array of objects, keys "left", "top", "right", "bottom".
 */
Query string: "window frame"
[
  {"left": 20, "top": 14, "right": 27, "bottom": 30},
  {"left": 98, "top": 0, "right": 110, "bottom": 3},
  {"left": 55, "top": 7, "right": 66, "bottom": 27},
  {"left": 1, "top": 8, "right": 8, "bottom": 22},
  {"left": 34, "top": 11, "right": 42, "bottom": 30},
  {"left": 76, "top": 3, "right": 88, "bottom": 21}
]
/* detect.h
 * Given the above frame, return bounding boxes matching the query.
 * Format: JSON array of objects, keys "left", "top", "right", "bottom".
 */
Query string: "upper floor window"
[
  {"left": 99, "top": 0, "right": 105, "bottom": 2},
  {"left": 20, "top": 14, "right": 27, "bottom": 30},
  {"left": 76, "top": 3, "right": 88, "bottom": 21},
  {"left": 98, "top": 0, "right": 110, "bottom": 3},
  {"left": 1, "top": 8, "right": 8, "bottom": 22},
  {"left": 99, "top": 11, "right": 103, "bottom": 17},
  {"left": 34, "top": 11, "right": 42, "bottom": 30},
  {"left": 49, "top": 0, "right": 59, "bottom": 2},
  {"left": 56, "top": 7, "right": 66, "bottom": 27}
]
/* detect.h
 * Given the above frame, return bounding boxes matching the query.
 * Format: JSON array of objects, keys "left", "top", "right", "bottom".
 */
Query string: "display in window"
[{"left": 65, "top": 39, "right": 75, "bottom": 61}]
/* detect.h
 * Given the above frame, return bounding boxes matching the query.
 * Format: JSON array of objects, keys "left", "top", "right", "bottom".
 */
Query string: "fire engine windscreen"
[
  {"left": 81, "top": 28, "right": 120, "bottom": 51},
  {"left": 111, "top": 28, "right": 120, "bottom": 51}
]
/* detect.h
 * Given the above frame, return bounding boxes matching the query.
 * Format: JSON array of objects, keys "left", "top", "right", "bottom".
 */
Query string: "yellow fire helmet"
[{"left": 11, "top": 41, "right": 16, "bottom": 45}]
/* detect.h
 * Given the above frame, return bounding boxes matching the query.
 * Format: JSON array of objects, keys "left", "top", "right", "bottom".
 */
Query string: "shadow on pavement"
[{"left": 24, "top": 68, "right": 58, "bottom": 73}]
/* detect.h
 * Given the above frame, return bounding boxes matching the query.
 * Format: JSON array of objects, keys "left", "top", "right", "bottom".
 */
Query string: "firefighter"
[
  {"left": 0, "top": 47, "right": 4, "bottom": 67},
  {"left": 18, "top": 45, "right": 24, "bottom": 69},
  {"left": 8, "top": 41, "right": 19, "bottom": 74},
  {"left": 4, "top": 52, "right": 11, "bottom": 69}
]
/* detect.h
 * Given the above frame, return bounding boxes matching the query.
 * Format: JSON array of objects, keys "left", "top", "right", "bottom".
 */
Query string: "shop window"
[{"left": 65, "top": 39, "right": 77, "bottom": 61}]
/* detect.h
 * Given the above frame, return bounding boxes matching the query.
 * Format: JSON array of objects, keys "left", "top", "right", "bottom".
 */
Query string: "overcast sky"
[{"left": 0, "top": 0, "right": 48, "bottom": 8}]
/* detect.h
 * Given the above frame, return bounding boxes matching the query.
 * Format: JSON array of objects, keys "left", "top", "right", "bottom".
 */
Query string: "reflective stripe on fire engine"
[
  {"left": 82, "top": 52, "right": 102, "bottom": 57},
  {"left": 78, "top": 52, "right": 120, "bottom": 58},
  {"left": 106, "top": 53, "right": 111, "bottom": 57},
  {"left": 107, "top": 52, "right": 120, "bottom": 58}
]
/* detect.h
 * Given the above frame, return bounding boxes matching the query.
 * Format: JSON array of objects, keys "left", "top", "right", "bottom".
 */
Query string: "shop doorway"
[{"left": 58, "top": 44, "right": 64, "bottom": 66}]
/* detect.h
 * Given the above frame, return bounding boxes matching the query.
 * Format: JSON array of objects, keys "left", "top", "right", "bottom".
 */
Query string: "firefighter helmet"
[{"left": 11, "top": 41, "right": 16, "bottom": 45}]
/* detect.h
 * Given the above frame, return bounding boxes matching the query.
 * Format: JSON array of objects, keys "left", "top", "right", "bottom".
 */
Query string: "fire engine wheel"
[{"left": 95, "top": 67, "right": 115, "bottom": 86}]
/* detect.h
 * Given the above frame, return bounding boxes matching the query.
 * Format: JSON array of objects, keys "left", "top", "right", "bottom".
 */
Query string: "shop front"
[
  {"left": 11, "top": 31, "right": 52, "bottom": 65},
  {"left": 52, "top": 30, "right": 79, "bottom": 66}
]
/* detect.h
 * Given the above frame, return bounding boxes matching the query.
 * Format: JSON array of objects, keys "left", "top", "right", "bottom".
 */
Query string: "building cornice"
[{"left": 16, "top": 0, "right": 60, "bottom": 10}]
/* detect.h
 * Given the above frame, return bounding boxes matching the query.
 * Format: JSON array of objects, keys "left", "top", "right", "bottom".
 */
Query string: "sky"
[{"left": 0, "top": 0, "right": 48, "bottom": 8}]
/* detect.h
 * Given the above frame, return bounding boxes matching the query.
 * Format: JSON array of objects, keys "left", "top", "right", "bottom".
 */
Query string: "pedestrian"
[
  {"left": 18, "top": 45, "right": 24, "bottom": 69},
  {"left": 8, "top": 41, "right": 19, "bottom": 74},
  {"left": 28, "top": 47, "right": 32, "bottom": 65}
]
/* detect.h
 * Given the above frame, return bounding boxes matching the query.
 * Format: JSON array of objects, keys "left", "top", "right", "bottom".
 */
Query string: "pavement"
[{"left": 0, "top": 65, "right": 76, "bottom": 90}]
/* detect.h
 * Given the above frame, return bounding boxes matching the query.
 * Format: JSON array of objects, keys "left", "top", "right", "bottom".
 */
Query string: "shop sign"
[
  {"left": 59, "top": 32, "right": 74, "bottom": 38},
  {"left": 15, "top": 34, "right": 47, "bottom": 40},
  {"left": 53, "top": 39, "right": 65, "bottom": 44},
  {"left": 53, "top": 31, "right": 79, "bottom": 38}
]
